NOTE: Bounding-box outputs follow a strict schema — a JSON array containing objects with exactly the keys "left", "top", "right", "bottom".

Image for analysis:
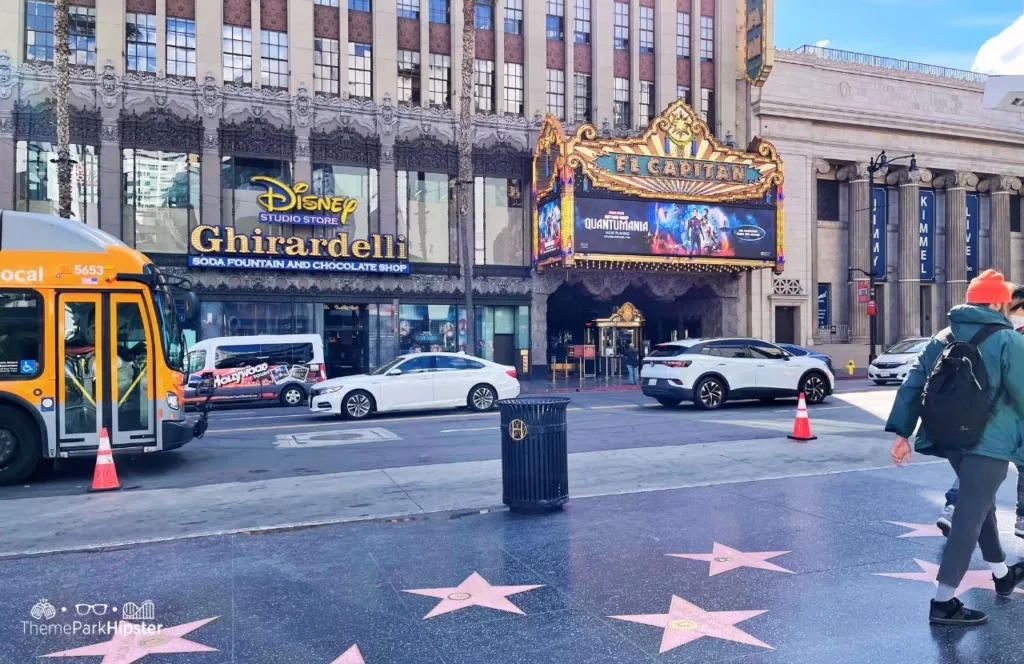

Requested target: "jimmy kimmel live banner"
[
  {"left": 919, "top": 190, "right": 935, "bottom": 282},
  {"left": 573, "top": 197, "right": 777, "bottom": 260},
  {"left": 966, "top": 192, "right": 979, "bottom": 279},
  {"left": 871, "top": 186, "right": 887, "bottom": 281}
]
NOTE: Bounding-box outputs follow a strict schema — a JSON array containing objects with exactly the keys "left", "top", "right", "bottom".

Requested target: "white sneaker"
[
  {"left": 1015, "top": 515, "right": 1024, "bottom": 539},
  {"left": 936, "top": 505, "right": 954, "bottom": 538}
]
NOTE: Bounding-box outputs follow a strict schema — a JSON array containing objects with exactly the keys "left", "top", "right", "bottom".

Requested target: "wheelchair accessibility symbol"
[{"left": 508, "top": 419, "right": 528, "bottom": 442}]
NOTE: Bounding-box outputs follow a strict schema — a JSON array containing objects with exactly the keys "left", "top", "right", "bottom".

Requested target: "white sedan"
[{"left": 309, "top": 352, "right": 522, "bottom": 419}]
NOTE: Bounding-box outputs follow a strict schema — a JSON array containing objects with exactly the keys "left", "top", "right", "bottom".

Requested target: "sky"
[{"left": 775, "top": 0, "right": 1024, "bottom": 74}]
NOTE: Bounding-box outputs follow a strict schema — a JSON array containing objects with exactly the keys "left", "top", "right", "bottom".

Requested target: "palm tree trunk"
[
  {"left": 458, "top": 0, "right": 476, "bottom": 355},
  {"left": 53, "top": 0, "right": 73, "bottom": 219}
]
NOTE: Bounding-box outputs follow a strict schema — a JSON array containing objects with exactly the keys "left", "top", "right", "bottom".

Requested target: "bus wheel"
[
  {"left": 0, "top": 406, "right": 42, "bottom": 486},
  {"left": 280, "top": 385, "right": 306, "bottom": 407}
]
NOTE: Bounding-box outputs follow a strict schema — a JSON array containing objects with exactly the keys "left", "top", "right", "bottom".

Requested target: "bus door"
[
  {"left": 57, "top": 293, "right": 104, "bottom": 451},
  {"left": 109, "top": 293, "right": 156, "bottom": 446}
]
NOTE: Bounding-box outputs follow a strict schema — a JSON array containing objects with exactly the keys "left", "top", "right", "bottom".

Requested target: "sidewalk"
[{"left": 5, "top": 462, "right": 1023, "bottom": 664}]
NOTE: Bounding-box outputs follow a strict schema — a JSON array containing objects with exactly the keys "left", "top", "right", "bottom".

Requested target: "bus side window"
[{"left": 0, "top": 290, "right": 43, "bottom": 380}]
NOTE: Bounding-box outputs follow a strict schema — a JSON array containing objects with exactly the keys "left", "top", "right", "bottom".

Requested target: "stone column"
[
  {"left": 893, "top": 167, "right": 929, "bottom": 339},
  {"left": 935, "top": 171, "right": 978, "bottom": 310},
  {"left": 0, "top": 109, "right": 14, "bottom": 210},
  {"left": 980, "top": 175, "right": 1022, "bottom": 276},
  {"left": 201, "top": 127, "right": 222, "bottom": 225},
  {"left": 98, "top": 118, "right": 121, "bottom": 238},
  {"left": 294, "top": 136, "right": 311, "bottom": 185},
  {"left": 837, "top": 163, "right": 871, "bottom": 343}
]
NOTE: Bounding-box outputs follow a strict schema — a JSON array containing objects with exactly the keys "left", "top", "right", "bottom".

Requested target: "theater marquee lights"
[{"left": 532, "top": 99, "right": 786, "bottom": 273}]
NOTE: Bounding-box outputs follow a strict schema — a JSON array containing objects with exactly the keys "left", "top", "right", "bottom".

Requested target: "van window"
[
  {"left": 214, "top": 345, "right": 262, "bottom": 369},
  {"left": 0, "top": 290, "right": 42, "bottom": 379},
  {"left": 263, "top": 343, "right": 314, "bottom": 365},
  {"left": 647, "top": 345, "right": 687, "bottom": 358},
  {"left": 188, "top": 350, "right": 207, "bottom": 374}
]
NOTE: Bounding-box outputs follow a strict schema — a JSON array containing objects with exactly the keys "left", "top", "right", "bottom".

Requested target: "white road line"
[
  {"left": 772, "top": 405, "right": 852, "bottom": 413},
  {"left": 439, "top": 427, "right": 500, "bottom": 433},
  {"left": 590, "top": 404, "right": 643, "bottom": 410}
]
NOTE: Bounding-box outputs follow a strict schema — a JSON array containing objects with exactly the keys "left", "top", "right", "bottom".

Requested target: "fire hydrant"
[{"left": 846, "top": 360, "right": 856, "bottom": 376}]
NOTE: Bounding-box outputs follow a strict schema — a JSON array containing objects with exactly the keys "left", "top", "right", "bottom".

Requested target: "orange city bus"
[{"left": 0, "top": 210, "right": 212, "bottom": 485}]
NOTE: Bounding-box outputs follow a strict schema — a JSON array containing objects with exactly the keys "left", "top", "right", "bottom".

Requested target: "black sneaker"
[
  {"left": 929, "top": 598, "right": 988, "bottom": 625},
  {"left": 993, "top": 562, "right": 1024, "bottom": 597}
]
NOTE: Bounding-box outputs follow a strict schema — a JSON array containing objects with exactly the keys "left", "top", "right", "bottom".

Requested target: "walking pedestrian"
[
  {"left": 887, "top": 269, "right": 1024, "bottom": 625},
  {"left": 936, "top": 284, "right": 1024, "bottom": 539},
  {"left": 622, "top": 343, "right": 639, "bottom": 385}
]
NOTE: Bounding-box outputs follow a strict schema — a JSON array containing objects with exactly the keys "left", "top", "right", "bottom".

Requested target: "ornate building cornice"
[
  {"left": 978, "top": 175, "right": 1022, "bottom": 194},
  {"left": 219, "top": 117, "right": 296, "bottom": 159},
  {"left": 933, "top": 171, "right": 979, "bottom": 190},
  {"left": 310, "top": 125, "right": 381, "bottom": 167},
  {"left": 120, "top": 107, "right": 203, "bottom": 153}
]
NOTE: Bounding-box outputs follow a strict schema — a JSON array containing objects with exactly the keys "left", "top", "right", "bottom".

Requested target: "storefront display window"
[
  {"left": 198, "top": 301, "right": 315, "bottom": 339},
  {"left": 122, "top": 149, "right": 200, "bottom": 253},
  {"left": 474, "top": 177, "right": 526, "bottom": 265},
  {"left": 312, "top": 164, "right": 380, "bottom": 238},
  {"left": 474, "top": 305, "right": 529, "bottom": 365},
  {"left": 15, "top": 141, "right": 99, "bottom": 226},
  {"left": 221, "top": 156, "right": 293, "bottom": 235},
  {"left": 398, "top": 304, "right": 466, "bottom": 354},
  {"left": 398, "top": 170, "right": 453, "bottom": 263}
]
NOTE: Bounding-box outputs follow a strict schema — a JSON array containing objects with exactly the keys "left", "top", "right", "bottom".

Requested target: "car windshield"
[
  {"left": 885, "top": 339, "right": 927, "bottom": 354},
  {"left": 149, "top": 267, "right": 186, "bottom": 372},
  {"left": 780, "top": 345, "right": 808, "bottom": 356},
  {"left": 371, "top": 356, "right": 407, "bottom": 375}
]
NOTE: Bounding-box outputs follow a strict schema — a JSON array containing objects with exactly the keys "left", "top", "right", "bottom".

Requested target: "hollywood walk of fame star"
[
  {"left": 668, "top": 542, "right": 795, "bottom": 576},
  {"left": 402, "top": 571, "right": 544, "bottom": 619},
  {"left": 610, "top": 595, "right": 773, "bottom": 653},
  {"left": 885, "top": 521, "right": 944, "bottom": 538},
  {"left": 875, "top": 559, "right": 1024, "bottom": 597},
  {"left": 330, "top": 644, "right": 365, "bottom": 664},
  {"left": 42, "top": 617, "right": 219, "bottom": 664}
]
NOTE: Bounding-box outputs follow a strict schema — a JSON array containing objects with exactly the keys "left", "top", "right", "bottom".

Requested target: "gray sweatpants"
[{"left": 937, "top": 451, "right": 1009, "bottom": 589}]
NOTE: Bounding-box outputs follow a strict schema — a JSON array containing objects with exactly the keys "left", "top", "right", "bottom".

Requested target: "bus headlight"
[{"left": 166, "top": 392, "right": 180, "bottom": 411}]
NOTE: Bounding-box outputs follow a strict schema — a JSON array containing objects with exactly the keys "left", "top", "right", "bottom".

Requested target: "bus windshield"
[{"left": 149, "top": 267, "right": 186, "bottom": 373}]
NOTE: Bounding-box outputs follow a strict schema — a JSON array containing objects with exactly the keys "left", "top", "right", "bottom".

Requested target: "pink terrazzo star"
[
  {"left": 42, "top": 617, "right": 218, "bottom": 663},
  {"left": 403, "top": 572, "right": 544, "bottom": 619},
  {"left": 668, "top": 542, "right": 794, "bottom": 576},
  {"left": 330, "top": 644, "right": 365, "bottom": 664},
  {"left": 885, "top": 521, "right": 944, "bottom": 538},
  {"left": 611, "top": 595, "right": 773, "bottom": 653},
  {"left": 875, "top": 559, "right": 1024, "bottom": 596}
]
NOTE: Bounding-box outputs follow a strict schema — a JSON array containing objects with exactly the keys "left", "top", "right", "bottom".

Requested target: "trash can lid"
[{"left": 497, "top": 397, "right": 572, "bottom": 406}]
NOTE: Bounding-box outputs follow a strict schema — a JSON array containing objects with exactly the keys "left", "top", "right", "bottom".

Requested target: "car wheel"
[
  {"left": 694, "top": 377, "right": 726, "bottom": 410},
  {"left": 280, "top": 385, "right": 306, "bottom": 407},
  {"left": 468, "top": 384, "right": 497, "bottom": 412},
  {"left": 800, "top": 373, "right": 829, "bottom": 405},
  {"left": 872, "top": 379, "right": 888, "bottom": 386},
  {"left": 0, "top": 406, "right": 42, "bottom": 486},
  {"left": 656, "top": 397, "right": 682, "bottom": 408},
  {"left": 342, "top": 390, "right": 375, "bottom": 419}
]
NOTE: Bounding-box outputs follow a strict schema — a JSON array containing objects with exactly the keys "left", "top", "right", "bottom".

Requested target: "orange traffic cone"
[
  {"left": 787, "top": 393, "right": 817, "bottom": 442},
  {"left": 89, "top": 428, "right": 122, "bottom": 492}
]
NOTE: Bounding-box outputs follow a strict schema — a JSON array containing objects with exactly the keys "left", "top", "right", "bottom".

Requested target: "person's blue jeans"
[
  {"left": 627, "top": 365, "right": 637, "bottom": 385},
  {"left": 946, "top": 465, "right": 1024, "bottom": 516}
]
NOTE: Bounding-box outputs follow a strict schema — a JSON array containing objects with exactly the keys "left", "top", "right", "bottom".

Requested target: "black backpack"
[{"left": 919, "top": 324, "right": 1004, "bottom": 450}]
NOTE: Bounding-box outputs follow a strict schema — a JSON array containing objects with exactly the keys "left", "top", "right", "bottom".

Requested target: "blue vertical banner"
[
  {"left": 871, "top": 186, "right": 888, "bottom": 281},
  {"left": 817, "top": 283, "right": 831, "bottom": 328},
  {"left": 966, "top": 192, "right": 979, "bottom": 279},
  {"left": 919, "top": 190, "right": 935, "bottom": 282}
]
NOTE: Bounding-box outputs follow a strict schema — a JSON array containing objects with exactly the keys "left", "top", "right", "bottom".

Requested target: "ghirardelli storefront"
[{"left": 528, "top": 100, "right": 785, "bottom": 376}]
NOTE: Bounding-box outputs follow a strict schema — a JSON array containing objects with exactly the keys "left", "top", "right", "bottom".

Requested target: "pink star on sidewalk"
[
  {"left": 885, "top": 521, "right": 944, "bottom": 538},
  {"left": 875, "top": 559, "right": 1024, "bottom": 596},
  {"left": 610, "top": 595, "right": 773, "bottom": 653},
  {"left": 402, "top": 571, "right": 544, "bottom": 619},
  {"left": 42, "top": 617, "right": 218, "bottom": 664},
  {"left": 330, "top": 644, "right": 365, "bottom": 664},
  {"left": 668, "top": 542, "right": 795, "bottom": 576}
]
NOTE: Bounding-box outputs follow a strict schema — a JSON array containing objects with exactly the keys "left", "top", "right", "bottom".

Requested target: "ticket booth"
[{"left": 584, "top": 303, "right": 644, "bottom": 376}]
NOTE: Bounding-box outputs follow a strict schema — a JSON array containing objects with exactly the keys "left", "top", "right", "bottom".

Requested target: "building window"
[
  {"left": 816, "top": 179, "right": 840, "bottom": 222},
  {"left": 474, "top": 177, "right": 525, "bottom": 265},
  {"left": 125, "top": 13, "right": 157, "bottom": 74},
  {"left": 475, "top": 59, "right": 495, "bottom": 113},
  {"left": 475, "top": 0, "right": 494, "bottom": 30},
  {"left": 640, "top": 81, "right": 654, "bottom": 124},
  {"left": 1012, "top": 195, "right": 1022, "bottom": 233},
  {"left": 166, "top": 18, "right": 196, "bottom": 78},
  {"left": 348, "top": 0, "right": 370, "bottom": 10},
  {"left": 348, "top": 42, "right": 373, "bottom": 100},
  {"left": 221, "top": 157, "right": 292, "bottom": 235},
  {"left": 546, "top": 0, "right": 564, "bottom": 40},
  {"left": 397, "top": 0, "right": 419, "bottom": 19},
  {"left": 573, "top": 0, "right": 590, "bottom": 44},
  {"left": 16, "top": 141, "right": 99, "bottom": 227},
  {"left": 700, "top": 16, "right": 714, "bottom": 61},
  {"left": 504, "top": 0, "right": 523, "bottom": 34},
  {"left": 312, "top": 164, "right": 380, "bottom": 241},
  {"left": 430, "top": 0, "right": 449, "bottom": 24},
  {"left": 398, "top": 171, "right": 453, "bottom": 263},
  {"left": 677, "top": 84, "right": 690, "bottom": 105},
  {"left": 260, "top": 30, "right": 289, "bottom": 90},
  {"left": 546, "top": 69, "right": 565, "bottom": 120},
  {"left": 314, "top": 0, "right": 338, "bottom": 5},
  {"left": 398, "top": 50, "right": 421, "bottom": 106},
  {"left": 122, "top": 149, "right": 201, "bottom": 254},
  {"left": 314, "top": 38, "right": 340, "bottom": 95},
  {"left": 614, "top": 77, "right": 630, "bottom": 128},
  {"left": 504, "top": 62, "right": 524, "bottom": 116},
  {"left": 26, "top": 2, "right": 96, "bottom": 67},
  {"left": 639, "top": 7, "right": 654, "bottom": 54},
  {"left": 574, "top": 73, "right": 591, "bottom": 123},
  {"left": 614, "top": 2, "right": 629, "bottom": 50},
  {"left": 68, "top": 6, "right": 97, "bottom": 66},
  {"left": 429, "top": 54, "right": 451, "bottom": 109},
  {"left": 677, "top": 12, "right": 690, "bottom": 58},
  {"left": 701, "top": 87, "right": 715, "bottom": 129},
  {"left": 223, "top": 26, "right": 253, "bottom": 86}
]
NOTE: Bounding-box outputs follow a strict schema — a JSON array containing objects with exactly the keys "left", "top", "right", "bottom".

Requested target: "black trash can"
[{"left": 497, "top": 396, "right": 571, "bottom": 513}]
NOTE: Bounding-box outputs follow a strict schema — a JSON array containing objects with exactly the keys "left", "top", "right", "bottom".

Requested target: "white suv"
[{"left": 640, "top": 338, "right": 834, "bottom": 410}]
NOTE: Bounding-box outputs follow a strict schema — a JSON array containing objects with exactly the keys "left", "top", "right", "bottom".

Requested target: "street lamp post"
[{"left": 862, "top": 150, "right": 918, "bottom": 364}]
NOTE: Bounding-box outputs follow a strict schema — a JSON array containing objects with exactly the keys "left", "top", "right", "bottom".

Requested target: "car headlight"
[
  {"left": 900, "top": 357, "right": 915, "bottom": 365},
  {"left": 322, "top": 386, "right": 344, "bottom": 394},
  {"left": 166, "top": 392, "right": 180, "bottom": 411}
]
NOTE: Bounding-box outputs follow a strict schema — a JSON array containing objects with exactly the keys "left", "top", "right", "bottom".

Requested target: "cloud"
[
  {"left": 814, "top": 39, "right": 831, "bottom": 48},
  {"left": 972, "top": 13, "right": 1024, "bottom": 74}
]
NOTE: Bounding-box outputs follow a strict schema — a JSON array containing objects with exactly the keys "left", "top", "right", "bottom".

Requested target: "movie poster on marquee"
[
  {"left": 537, "top": 197, "right": 564, "bottom": 261},
  {"left": 572, "top": 197, "right": 777, "bottom": 261}
]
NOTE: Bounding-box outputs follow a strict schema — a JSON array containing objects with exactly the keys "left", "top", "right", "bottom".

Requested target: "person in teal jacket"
[{"left": 887, "top": 269, "right": 1024, "bottom": 626}]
